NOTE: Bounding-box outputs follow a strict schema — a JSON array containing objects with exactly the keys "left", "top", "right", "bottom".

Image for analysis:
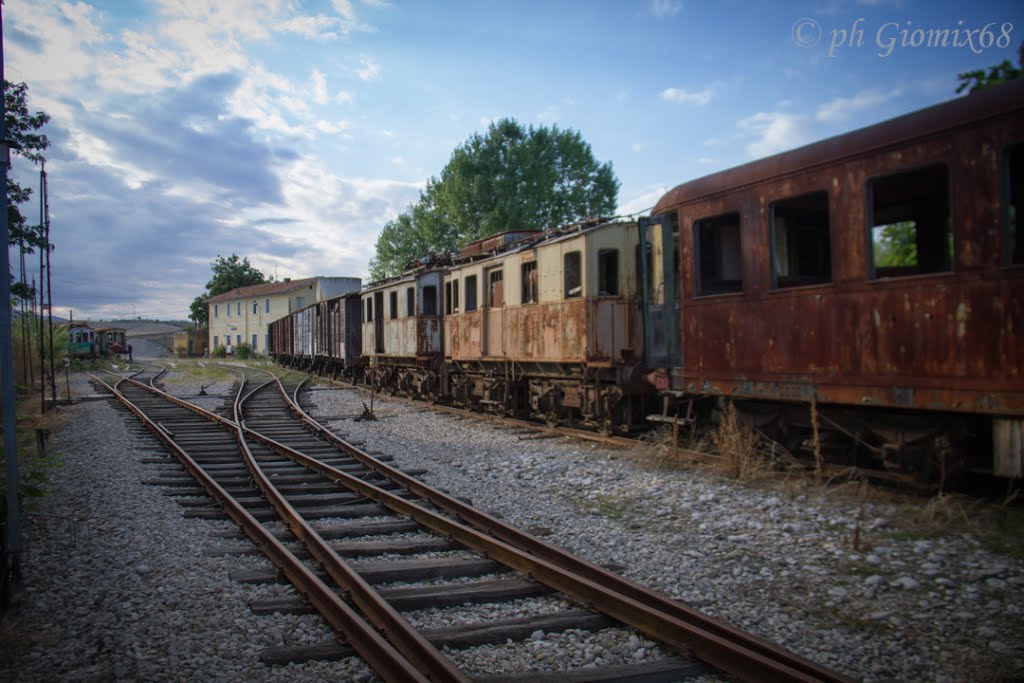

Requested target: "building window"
[
  {"left": 213, "top": 335, "right": 219, "bottom": 348},
  {"left": 389, "top": 291, "right": 398, "bottom": 319},
  {"left": 236, "top": 302, "right": 241, "bottom": 316},
  {"left": 251, "top": 334, "right": 257, "bottom": 349},
  {"left": 597, "top": 249, "right": 619, "bottom": 296},
  {"left": 226, "top": 303, "right": 231, "bottom": 317},
  {"left": 236, "top": 334, "right": 241, "bottom": 346},
  {"left": 264, "top": 298, "right": 270, "bottom": 314},
  {"left": 296, "top": 296, "right": 305, "bottom": 309},
  {"left": 214, "top": 304, "right": 219, "bottom": 318},
  {"left": 694, "top": 212, "right": 743, "bottom": 296},
  {"left": 406, "top": 287, "right": 415, "bottom": 316},
  {"left": 422, "top": 285, "right": 438, "bottom": 315},
  {"left": 252, "top": 300, "right": 258, "bottom": 315},
  {"left": 771, "top": 191, "right": 832, "bottom": 288},
  {"left": 1006, "top": 142, "right": 1024, "bottom": 265},
  {"left": 465, "top": 275, "right": 478, "bottom": 311},
  {"left": 487, "top": 268, "right": 504, "bottom": 308},
  {"left": 564, "top": 251, "right": 581, "bottom": 298},
  {"left": 870, "top": 164, "right": 951, "bottom": 278},
  {"left": 521, "top": 261, "right": 538, "bottom": 303}
]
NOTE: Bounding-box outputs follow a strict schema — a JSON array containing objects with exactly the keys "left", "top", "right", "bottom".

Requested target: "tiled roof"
[{"left": 205, "top": 277, "right": 317, "bottom": 303}]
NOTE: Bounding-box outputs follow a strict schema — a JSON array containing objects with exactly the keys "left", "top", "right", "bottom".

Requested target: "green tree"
[
  {"left": 370, "top": 118, "right": 619, "bottom": 280},
  {"left": 956, "top": 41, "right": 1023, "bottom": 93},
  {"left": 872, "top": 222, "right": 917, "bottom": 267},
  {"left": 5, "top": 81, "right": 51, "bottom": 301},
  {"left": 189, "top": 254, "right": 269, "bottom": 326}
]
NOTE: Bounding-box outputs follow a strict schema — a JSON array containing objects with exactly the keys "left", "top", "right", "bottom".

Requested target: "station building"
[{"left": 206, "top": 276, "right": 360, "bottom": 355}]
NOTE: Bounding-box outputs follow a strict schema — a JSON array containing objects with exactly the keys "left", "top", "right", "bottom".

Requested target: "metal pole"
[{"left": 0, "top": 4, "right": 24, "bottom": 592}]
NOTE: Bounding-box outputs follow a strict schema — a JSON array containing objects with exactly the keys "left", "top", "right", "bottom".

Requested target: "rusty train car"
[
  {"left": 269, "top": 79, "right": 1023, "bottom": 481},
  {"left": 643, "top": 78, "right": 1024, "bottom": 480}
]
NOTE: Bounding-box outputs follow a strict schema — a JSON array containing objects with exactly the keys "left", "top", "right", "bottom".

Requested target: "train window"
[
  {"left": 444, "top": 280, "right": 460, "bottom": 314},
  {"left": 488, "top": 269, "right": 504, "bottom": 308},
  {"left": 598, "top": 249, "right": 619, "bottom": 296},
  {"left": 564, "top": 251, "right": 582, "bottom": 298},
  {"left": 406, "top": 287, "right": 415, "bottom": 316},
  {"left": 771, "top": 191, "right": 831, "bottom": 288},
  {"left": 521, "top": 261, "right": 538, "bottom": 303},
  {"left": 869, "top": 164, "right": 951, "bottom": 277},
  {"left": 465, "top": 275, "right": 478, "bottom": 311},
  {"left": 1006, "top": 142, "right": 1024, "bottom": 265},
  {"left": 422, "top": 285, "right": 438, "bottom": 315},
  {"left": 389, "top": 291, "right": 398, "bottom": 319},
  {"left": 694, "top": 212, "right": 743, "bottom": 295}
]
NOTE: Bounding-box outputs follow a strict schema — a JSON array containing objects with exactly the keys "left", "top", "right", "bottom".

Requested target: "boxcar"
[{"left": 645, "top": 78, "right": 1024, "bottom": 480}]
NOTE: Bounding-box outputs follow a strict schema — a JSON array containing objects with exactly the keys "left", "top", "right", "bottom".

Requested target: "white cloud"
[
  {"left": 356, "top": 56, "right": 381, "bottom": 81},
  {"left": 315, "top": 120, "right": 353, "bottom": 135},
  {"left": 618, "top": 186, "right": 670, "bottom": 216},
  {"left": 651, "top": 0, "right": 682, "bottom": 17},
  {"left": 311, "top": 68, "right": 329, "bottom": 105},
  {"left": 738, "top": 111, "right": 811, "bottom": 158},
  {"left": 660, "top": 87, "right": 712, "bottom": 105},
  {"left": 335, "top": 90, "right": 355, "bottom": 104},
  {"left": 816, "top": 88, "right": 902, "bottom": 123}
]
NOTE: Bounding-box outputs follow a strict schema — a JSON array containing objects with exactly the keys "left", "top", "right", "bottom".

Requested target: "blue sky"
[{"left": 5, "top": 0, "right": 1021, "bottom": 320}]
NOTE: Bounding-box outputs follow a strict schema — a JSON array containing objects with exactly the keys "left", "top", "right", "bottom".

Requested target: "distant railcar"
[
  {"left": 66, "top": 324, "right": 96, "bottom": 358},
  {"left": 268, "top": 292, "right": 362, "bottom": 380},
  {"left": 94, "top": 327, "right": 127, "bottom": 357},
  {"left": 443, "top": 221, "right": 646, "bottom": 432},
  {"left": 360, "top": 265, "right": 446, "bottom": 397}
]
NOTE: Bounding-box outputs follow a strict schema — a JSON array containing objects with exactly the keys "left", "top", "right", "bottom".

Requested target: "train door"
[
  {"left": 373, "top": 291, "right": 385, "bottom": 353},
  {"left": 639, "top": 213, "right": 680, "bottom": 368},
  {"left": 483, "top": 266, "right": 505, "bottom": 357}
]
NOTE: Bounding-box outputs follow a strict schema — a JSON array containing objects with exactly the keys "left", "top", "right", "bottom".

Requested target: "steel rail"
[
  {"left": 84, "top": 372, "right": 432, "bottom": 683},
  {"left": 241, "top": 376, "right": 855, "bottom": 683},
  {"left": 233, "top": 375, "right": 470, "bottom": 683}
]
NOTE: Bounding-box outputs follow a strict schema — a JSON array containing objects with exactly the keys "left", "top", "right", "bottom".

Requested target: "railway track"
[{"left": 87, "top": 363, "right": 855, "bottom": 682}]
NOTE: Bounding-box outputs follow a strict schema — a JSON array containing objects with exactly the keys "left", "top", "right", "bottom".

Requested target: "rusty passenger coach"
[{"left": 643, "top": 78, "right": 1024, "bottom": 480}]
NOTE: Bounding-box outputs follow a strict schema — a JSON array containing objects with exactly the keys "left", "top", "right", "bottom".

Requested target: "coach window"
[
  {"left": 445, "top": 280, "right": 460, "bottom": 314},
  {"left": 598, "top": 249, "right": 619, "bottom": 296},
  {"left": 422, "top": 285, "right": 438, "bottom": 315},
  {"left": 465, "top": 275, "right": 478, "bottom": 311},
  {"left": 694, "top": 212, "right": 743, "bottom": 295},
  {"left": 365, "top": 298, "right": 372, "bottom": 322},
  {"left": 521, "top": 261, "right": 538, "bottom": 303},
  {"left": 389, "top": 291, "right": 398, "bottom": 319},
  {"left": 771, "top": 191, "right": 831, "bottom": 288},
  {"left": 1006, "top": 142, "right": 1024, "bottom": 265},
  {"left": 488, "top": 268, "right": 504, "bottom": 308},
  {"left": 406, "top": 287, "right": 415, "bottom": 316},
  {"left": 564, "top": 251, "right": 582, "bottom": 298},
  {"left": 869, "top": 164, "right": 951, "bottom": 278}
]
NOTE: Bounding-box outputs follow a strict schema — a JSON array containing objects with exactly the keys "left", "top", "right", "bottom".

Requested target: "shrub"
[
  {"left": 211, "top": 345, "right": 227, "bottom": 358},
  {"left": 235, "top": 343, "right": 252, "bottom": 359}
]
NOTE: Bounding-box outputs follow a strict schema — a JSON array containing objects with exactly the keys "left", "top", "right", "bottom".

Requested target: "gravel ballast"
[{"left": 2, "top": 367, "right": 1022, "bottom": 682}]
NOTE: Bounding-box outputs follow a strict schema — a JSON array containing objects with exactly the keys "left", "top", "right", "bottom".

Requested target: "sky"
[{"left": 4, "top": 0, "right": 1022, "bottom": 321}]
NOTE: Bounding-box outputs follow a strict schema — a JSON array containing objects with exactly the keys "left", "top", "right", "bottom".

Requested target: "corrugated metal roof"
[{"left": 206, "top": 277, "right": 317, "bottom": 303}]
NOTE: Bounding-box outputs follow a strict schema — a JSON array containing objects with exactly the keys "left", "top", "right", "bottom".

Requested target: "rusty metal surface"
[
  {"left": 446, "top": 298, "right": 641, "bottom": 364},
  {"left": 658, "top": 82, "right": 1024, "bottom": 417}
]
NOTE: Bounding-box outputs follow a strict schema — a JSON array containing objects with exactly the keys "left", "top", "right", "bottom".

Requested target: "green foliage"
[
  {"left": 210, "top": 345, "right": 228, "bottom": 358},
  {"left": 189, "top": 254, "right": 270, "bottom": 325},
  {"left": 956, "top": 42, "right": 1023, "bottom": 94},
  {"left": 5, "top": 81, "right": 52, "bottom": 309},
  {"left": 370, "top": 118, "right": 619, "bottom": 280},
  {"left": 872, "top": 222, "right": 918, "bottom": 267},
  {"left": 234, "top": 343, "right": 252, "bottom": 359}
]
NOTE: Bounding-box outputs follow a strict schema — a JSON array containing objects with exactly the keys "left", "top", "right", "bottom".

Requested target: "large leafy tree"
[
  {"left": 370, "top": 118, "right": 619, "bottom": 280},
  {"left": 189, "top": 254, "right": 269, "bottom": 326},
  {"left": 5, "top": 80, "right": 51, "bottom": 300}
]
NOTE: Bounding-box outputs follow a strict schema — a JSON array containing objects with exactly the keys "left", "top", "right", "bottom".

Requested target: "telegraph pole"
[{"left": 0, "top": 3, "right": 23, "bottom": 601}]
